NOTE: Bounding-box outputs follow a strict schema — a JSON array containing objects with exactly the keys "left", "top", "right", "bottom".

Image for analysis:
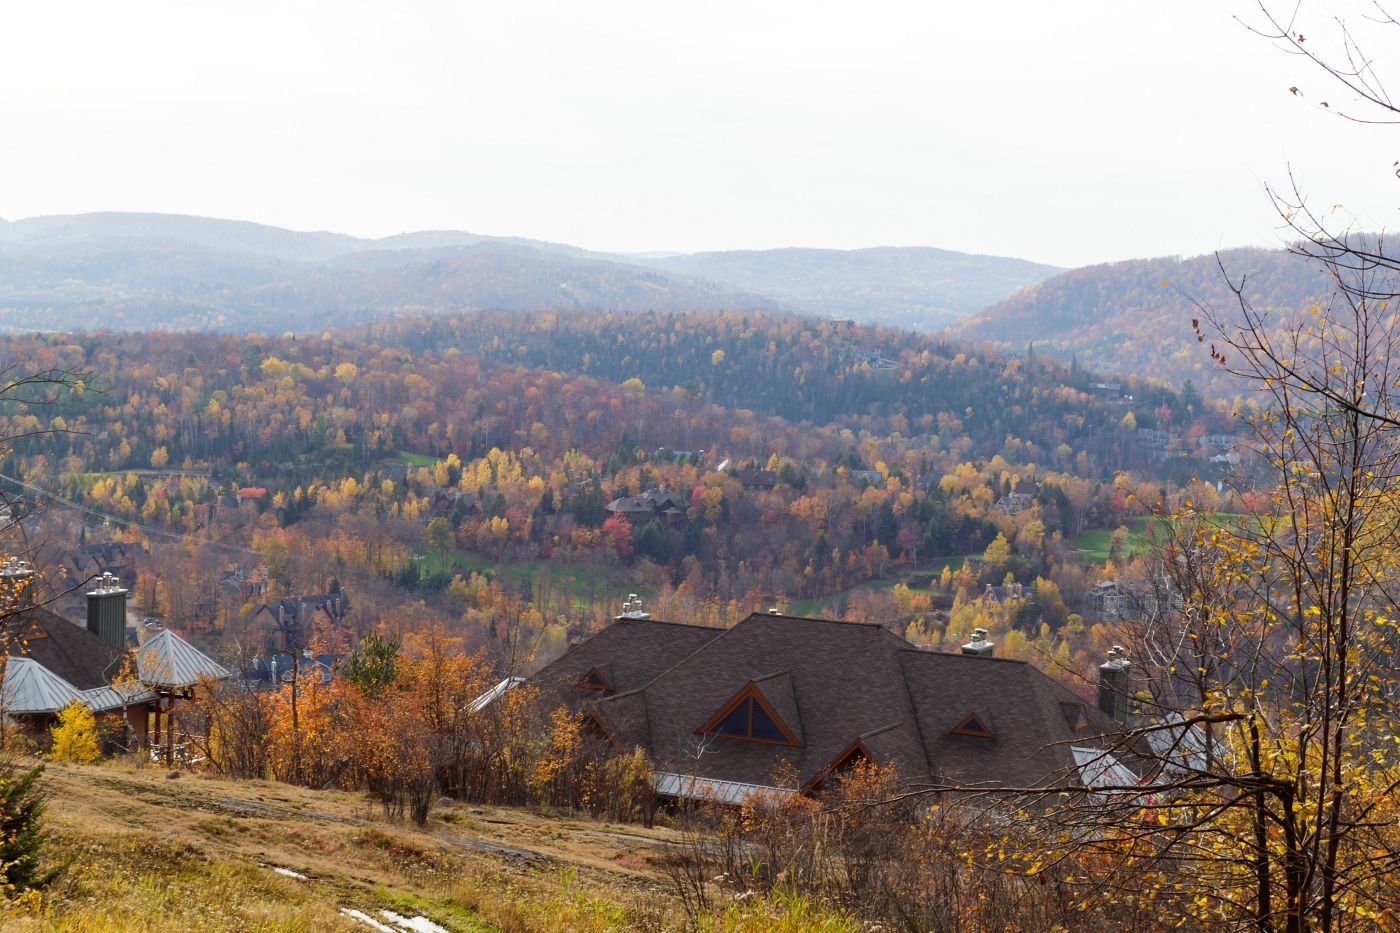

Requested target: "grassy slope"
[
  {"left": 9, "top": 762, "right": 697, "bottom": 932},
  {"left": 1067, "top": 520, "right": 1153, "bottom": 562},
  {"left": 1068, "top": 514, "right": 1244, "bottom": 563},
  {"left": 443, "top": 551, "right": 649, "bottom": 616}
]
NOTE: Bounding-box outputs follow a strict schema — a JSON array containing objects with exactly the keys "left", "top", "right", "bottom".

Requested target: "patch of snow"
[
  {"left": 340, "top": 908, "right": 396, "bottom": 932},
  {"left": 266, "top": 865, "right": 308, "bottom": 880},
  {"left": 380, "top": 909, "right": 450, "bottom": 933}
]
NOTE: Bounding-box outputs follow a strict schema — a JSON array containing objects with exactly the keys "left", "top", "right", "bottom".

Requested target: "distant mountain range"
[
  {"left": 644, "top": 247, "right": 1061, "bottom": 328},
  {"left": 0, "top": 212, "right": 1061, "bottom": 333},
  {"left": 950, "top": 247, "right": 1337, "bottom": 396},
  {"left": 1, "top": 213, "right": 1355, "bottom": 396}
]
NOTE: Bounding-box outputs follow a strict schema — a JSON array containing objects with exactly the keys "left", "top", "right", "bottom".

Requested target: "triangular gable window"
[
  {"left": 696, "top": 682, "right": 800, "bottom": 747},
  {"left": 1060, "top": 701, "right": 1092, "bottom": 732},
  {"left": 578, "top": 667, "right": 612, "bottom": 692},
  {"left": 951, "top": 712, "right": 994, "bottom": 738},
  {"left": 802, "top": 740, "right": 873, "bottom": 794},
  {"left": 580, "top": 709, "right": 619, "bottom": 746}
]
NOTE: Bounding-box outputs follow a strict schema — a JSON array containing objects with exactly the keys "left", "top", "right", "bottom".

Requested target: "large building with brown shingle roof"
[{"left": 527, "top": 611, "right": 1134, "bottom": 801}]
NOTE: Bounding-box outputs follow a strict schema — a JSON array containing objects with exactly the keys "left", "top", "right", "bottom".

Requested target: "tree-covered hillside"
[{"left": 950, "top": 246, "right": 1333, "bottom": 395}]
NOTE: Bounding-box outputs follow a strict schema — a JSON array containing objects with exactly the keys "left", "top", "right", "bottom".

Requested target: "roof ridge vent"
[{"left": 617, "top": 593, "right": 650, "bottom": 621}]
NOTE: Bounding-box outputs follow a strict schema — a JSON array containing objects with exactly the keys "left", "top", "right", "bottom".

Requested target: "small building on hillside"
[
  {"left": 250, "top": 589, "right": 351, "bottom": 652},
  {"left": 1086, "top": 577, "right": 1182, "bottom": 622},
  {"left": 1086, "top": 580, "right": 1130, "bottom": 621},
  {"left": 996, "top": 480, "right": 1039, "bottom": 514},
  {"left": 1137, "top": 428, "right": 1177, "bottom": 450},
  {"left": 238, "top": 650, "right": 343, "bottom": 689},
  {"left": 236, "top": 487, "right": 267, "bottom": 505},
  {"left": 57, "top": 540, "right": 147, "bottom": 591},
  {"left": 428, "top": 490, "right": 481, "bottom": 520},
  {"left": 217, "top": 566, "right": 268, "bottom": 603},
  {"left": 734, "top": 469, "right": 777, "bottom": 490},
  {"left": 516, "top": 611, "right": 1137, "bottom": 803},
  {"left": 980, "top": 581, "right": 1027, "bottom": 604},
  {"left": 1, "top": 573, "right": 227, "bottom": 755},
  {"left": 604, "top": 487, "right": 686, "bottom": 520}
]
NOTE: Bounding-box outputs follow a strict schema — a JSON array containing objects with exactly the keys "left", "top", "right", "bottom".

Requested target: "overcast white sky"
[{"left": 0, "top": 1, "right": 1392, "bottom": 267}]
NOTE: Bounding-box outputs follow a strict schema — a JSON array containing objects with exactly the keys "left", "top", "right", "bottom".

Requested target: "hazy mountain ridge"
[
  {"left": 0, "top": 212, "right": 1060, "bottom": 332},
  {"left": 949, "top": 246, "right": 1335, "bottom": 394},
  {"left": 649, "top": 246, "right": 1063, "bottom": 329}
]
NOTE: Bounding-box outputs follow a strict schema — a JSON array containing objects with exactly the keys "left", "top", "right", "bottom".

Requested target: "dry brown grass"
[{"left": 0, "top": 761, "right": 691, "bottom": 931}]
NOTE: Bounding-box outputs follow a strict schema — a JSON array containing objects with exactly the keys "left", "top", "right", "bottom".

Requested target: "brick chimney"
[
  {"left": 961, "top": 627, "right": 995, "bottom": 657},
  {"left": 1097, "top": 645, "right": 1132, "bottom": 722},
  {"left": 86, "top": 572, "right": 128, "bottom": 652}
]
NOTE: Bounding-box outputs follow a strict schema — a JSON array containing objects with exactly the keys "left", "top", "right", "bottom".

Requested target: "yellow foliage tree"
[
  {"left": 49, "top": 701, "right": 100, "bottom": 764},
  {"left": 982, "top": 532, "right": 1011, "bottom": 568}
]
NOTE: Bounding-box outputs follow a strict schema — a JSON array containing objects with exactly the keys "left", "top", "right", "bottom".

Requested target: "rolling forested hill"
[
  {"left": 950, "top": 246, "right": 1334, "bottom": 395},
  {"left": 357, "top": 310, "right": 1200, "bottom": 459}
]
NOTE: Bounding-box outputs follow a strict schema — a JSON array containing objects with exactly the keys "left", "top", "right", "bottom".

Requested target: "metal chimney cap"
[
  {"left": 961, "top": 627, "right": 995, "bottom": 656},
  {"left": 1102, "top": 645, "right": 1131, "bottom": 668},
  {"left": 88, "top": 571, "right": 128, "bottom": 596}
]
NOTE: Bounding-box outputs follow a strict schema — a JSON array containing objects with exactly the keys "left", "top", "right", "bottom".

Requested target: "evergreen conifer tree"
[{"left": 0, "top": 758, "right": 56, "bottom": 892}]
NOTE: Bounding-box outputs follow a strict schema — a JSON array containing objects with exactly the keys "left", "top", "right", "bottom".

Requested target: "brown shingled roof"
[
  {"left": 3, "top": 607, "right": 124, "bottom": 690},
  {"left": 527, "top": 617, "right": 723, "bottom": 712},
  {"left": 540, "top": 611, "right": 1129, "bottom": 795}
]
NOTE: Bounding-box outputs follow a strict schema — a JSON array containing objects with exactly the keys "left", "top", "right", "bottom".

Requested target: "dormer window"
[
  {"left": 696, "top": 682, "right": 801, "bottom": 747},
  {"left": 578, "top": 667, "right": 612, "bottom": 692},
  {"left": 951, "top": 712, "right": 994, "bottom": 738}
]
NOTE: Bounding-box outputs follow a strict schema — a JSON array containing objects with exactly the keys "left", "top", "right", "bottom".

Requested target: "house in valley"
[
  {"left": 250, "top": 589, "right": 350, "bottom": 652},
  {"left": 217, "top": 566, "right": 268, "bottom": 603},
  {"left": 995, "top": 480, "right": 1039, "bottom": 515},
  {"left": 238, "top": 649, "right": 343, "bottom": 689},
  {"left": 1085, "top": 580, "right": 1130, "bottom": 621},
  {"left": 57, "top": 540, "right": 147, "bottom": 591},
  {"left": 428, "top": 490, "right": 481, "bottom": 520},
  {"left": 235, "top": 487, "right": 268, "bottom": 506},
  {"left": 604, "top": 487, "right": 686, "bottom": 520},
  {"left": 734, "top": 469, "right": 777, "bottom": 491},
  {"left": 980, "top": 581, "right": 1027, "bottom": 604}
]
